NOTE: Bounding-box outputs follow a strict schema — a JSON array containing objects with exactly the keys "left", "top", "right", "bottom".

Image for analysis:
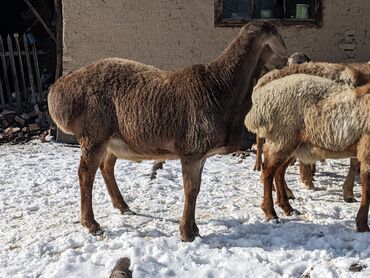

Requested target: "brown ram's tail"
[{"left": 47, "top": 79, "right": 85, "bottom": 137}]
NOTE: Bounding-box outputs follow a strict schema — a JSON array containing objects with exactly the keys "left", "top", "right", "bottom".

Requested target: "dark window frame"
[{"left": 214, "top": 0, "right": 323, "bottom": 27}]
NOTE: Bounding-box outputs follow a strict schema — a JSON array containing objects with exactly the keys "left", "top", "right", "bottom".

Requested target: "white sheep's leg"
[
  {"left": 100, "top": 152, "right": 134, "bottom": 214},
  {"left": 261, "top": 146, "right": 285, "bottom": 220},
  {"left": 282, "top": 157, "right": 296, "bottom": 200},
  {"left": 275, "top": 157, "right": 300, "bottom": 216},
  {"left": 78, "top": 140, "right": 106, "bottom": 234},
  {"left": 299, "top": 161, "right": 315, "bottom": 189},
  {"left": 179, "top": 157, "right": 205, "bottom": 242},
  {"left": 254, "top": 137, "right": 265, "bottom": 171},
  {"left": 342, "top": 158, "right": 359, "bottom": 203},
  {"left": 150, "top": 160, "right": 165, "bottom": 180},
  {"left": 262, "top": 143, "right": 298, "bottom": 221}
]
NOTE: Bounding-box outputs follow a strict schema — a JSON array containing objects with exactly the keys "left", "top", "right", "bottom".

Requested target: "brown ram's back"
[{"left": 48, "top": 58, "right": 230, "bottom": 157}]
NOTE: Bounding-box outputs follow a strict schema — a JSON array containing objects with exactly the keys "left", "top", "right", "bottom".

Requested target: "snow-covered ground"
[{"left": 1, "top": 141, "right": 370, "bottom": 277}]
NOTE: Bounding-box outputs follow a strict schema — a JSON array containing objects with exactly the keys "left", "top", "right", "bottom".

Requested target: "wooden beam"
[{"left": 23, "top": 0, "right": 56, "bottom": 43}]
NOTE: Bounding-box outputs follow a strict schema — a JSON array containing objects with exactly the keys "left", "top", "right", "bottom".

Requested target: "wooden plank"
[
  {"left": 23, "top": 0, "right": 56, "bottom": 43},
  {"left": 0, "top": 36, "right": 12, "bottom": 103},
  {"left": 23, "top": 34, "right": 36, "bottom": 104},
  {"left": 0, "top": 50, "right": 44, "bottom": 56},
  {"left": 219, "top": 18, "right": 320, "bottom": 27},
  {"left": 7, "top": 35, "right": 22, "bottom": 112},
  {"left": 0, "top": 77, "right": 5, "bottom": 111},
  {"left": 14, "top": 33, "right": 27, "bottom": 101},
  {"left": 214, "top": 0, "right": 223, "bottom": 27},
  {"left": 31, "top": 42, "right": 42, "bottom": 103}
]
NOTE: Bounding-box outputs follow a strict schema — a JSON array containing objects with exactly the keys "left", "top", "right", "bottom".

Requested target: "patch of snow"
[{"left": 0, "top": 142, "right": 370, "bottom": 277}]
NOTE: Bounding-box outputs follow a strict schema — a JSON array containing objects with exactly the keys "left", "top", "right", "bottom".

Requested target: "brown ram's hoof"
[
  {"left": 262, "top": 209, "right": 278, "bottom": 222},
  {"left": 344, "top": 197, "right": 357, "bottom": 203},
  {"left": 110, "top": 257, "right": 132, "bottom": 278},
  {"left": 253, "top": 165, "right": 261, "bottom": 171},
  {"left": 287, "top": 209, "right": 301, "bottom": 216},
  {"left": 356, "top": 220, "right": 370, "bottom": 233},
  {"left": 268, "top": 217, "right": 281, "bottom": 224},
  {"left": 122, "top": 209, "right": 136, "bottom": 215},
  {"left": 82, "top": 219, "right": 101, "bottom": 234},
  {"left": 303, "top": 183, "right": 315, "bottom": 190},
  {"left": 180, "top": 222, "right": 200, "bottom": 242},
  {"left": 356, "top": 225, "right": 370, "bottom": 232}
]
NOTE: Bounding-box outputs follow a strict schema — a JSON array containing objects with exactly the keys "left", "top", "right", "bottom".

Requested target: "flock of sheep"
[{"left": 47, "top": 22, "right": 370, "bottom": 242}]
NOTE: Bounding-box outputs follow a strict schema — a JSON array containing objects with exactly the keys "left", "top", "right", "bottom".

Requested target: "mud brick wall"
[{"left": 61, "top": 0, "right": 370, "bottom": 72}]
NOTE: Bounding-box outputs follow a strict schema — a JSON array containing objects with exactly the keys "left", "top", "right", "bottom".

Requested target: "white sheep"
[{"left": 245, "top": 73, "right": 370, "bottom": 232}]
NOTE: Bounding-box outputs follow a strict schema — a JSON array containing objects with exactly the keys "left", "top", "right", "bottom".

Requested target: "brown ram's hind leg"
[
  {"left": 100, "top": 152, "right": 134, "bottom": 214},
  {"left": 179, "top": 157, "right": 205, "bottom": 242},
  {"left": 150, "top": 160, "right": 165, "bottom": 180},
  {"left": 78, "top": 140, "right": 106, "bottom": 234},
  {"left": 356, "top": 135, "right": 370, "bottom": 232}
]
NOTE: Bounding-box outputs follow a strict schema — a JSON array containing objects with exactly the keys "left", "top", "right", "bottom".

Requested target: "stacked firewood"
[{"left": 0, "top": 105, "right": 52, "bottom": 144}]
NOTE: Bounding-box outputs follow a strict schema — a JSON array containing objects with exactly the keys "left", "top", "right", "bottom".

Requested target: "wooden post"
[
  {"left": 30, "top": 41, "right": 42, "bottom": 103},
  {"left": 0, "top": 36, "right": 12, "bottom": 104},
  {"left": 54, "top": 0, "right": 63, "bottom": 80},
  {"left": 0, "top": 77, "right": 5, "bottom": 111},
  {"left": 7, "top": 35, "right": 22, "bottom": 112},
  {"left": 23, "top": 34, "right": 37, "bottom": 104},
  {"left": 14, "top": 33, "right": 27, "bottom": 101}
]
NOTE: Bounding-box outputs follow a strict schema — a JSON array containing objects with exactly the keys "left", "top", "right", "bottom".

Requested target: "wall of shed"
[{"left": 62, "top": 0, "right": 370, "bottom": 72}]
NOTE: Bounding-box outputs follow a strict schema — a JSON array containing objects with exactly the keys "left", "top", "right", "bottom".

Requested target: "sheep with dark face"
[
  {"left": 48, "top": 22, "right": 287, "bottom": 242},
  {"left": 245, "top": 73, "right": 370, "bottom": 232}
]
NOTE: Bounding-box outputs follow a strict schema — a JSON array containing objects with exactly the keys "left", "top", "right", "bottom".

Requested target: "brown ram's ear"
[
  {"left": 262, "top": 44, "right": 288, "bottom": 70},
  {"left": 265, "top": 33, "right": 289, "bottom": 60}
]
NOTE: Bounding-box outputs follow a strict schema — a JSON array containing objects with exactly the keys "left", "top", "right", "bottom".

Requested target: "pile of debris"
[{"left": 0, "top": 104, "right": 52, "bottom": 144}]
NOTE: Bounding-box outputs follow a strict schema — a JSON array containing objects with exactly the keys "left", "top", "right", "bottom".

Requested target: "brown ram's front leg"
[
  {"left": 179, "top": 157, "right": 205, "bottom": 242},
  {"left": 356, "top": 136, "right": 370, "bottom": 232},
  {"left": 78, "top": 141, "right": 106, "bottom": 234},
  {"left": 356, "top": 169, "right": 370, "bottom": 232},
  {"left": 355, "top": 164, "right": 370, "bottom": 232}
]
